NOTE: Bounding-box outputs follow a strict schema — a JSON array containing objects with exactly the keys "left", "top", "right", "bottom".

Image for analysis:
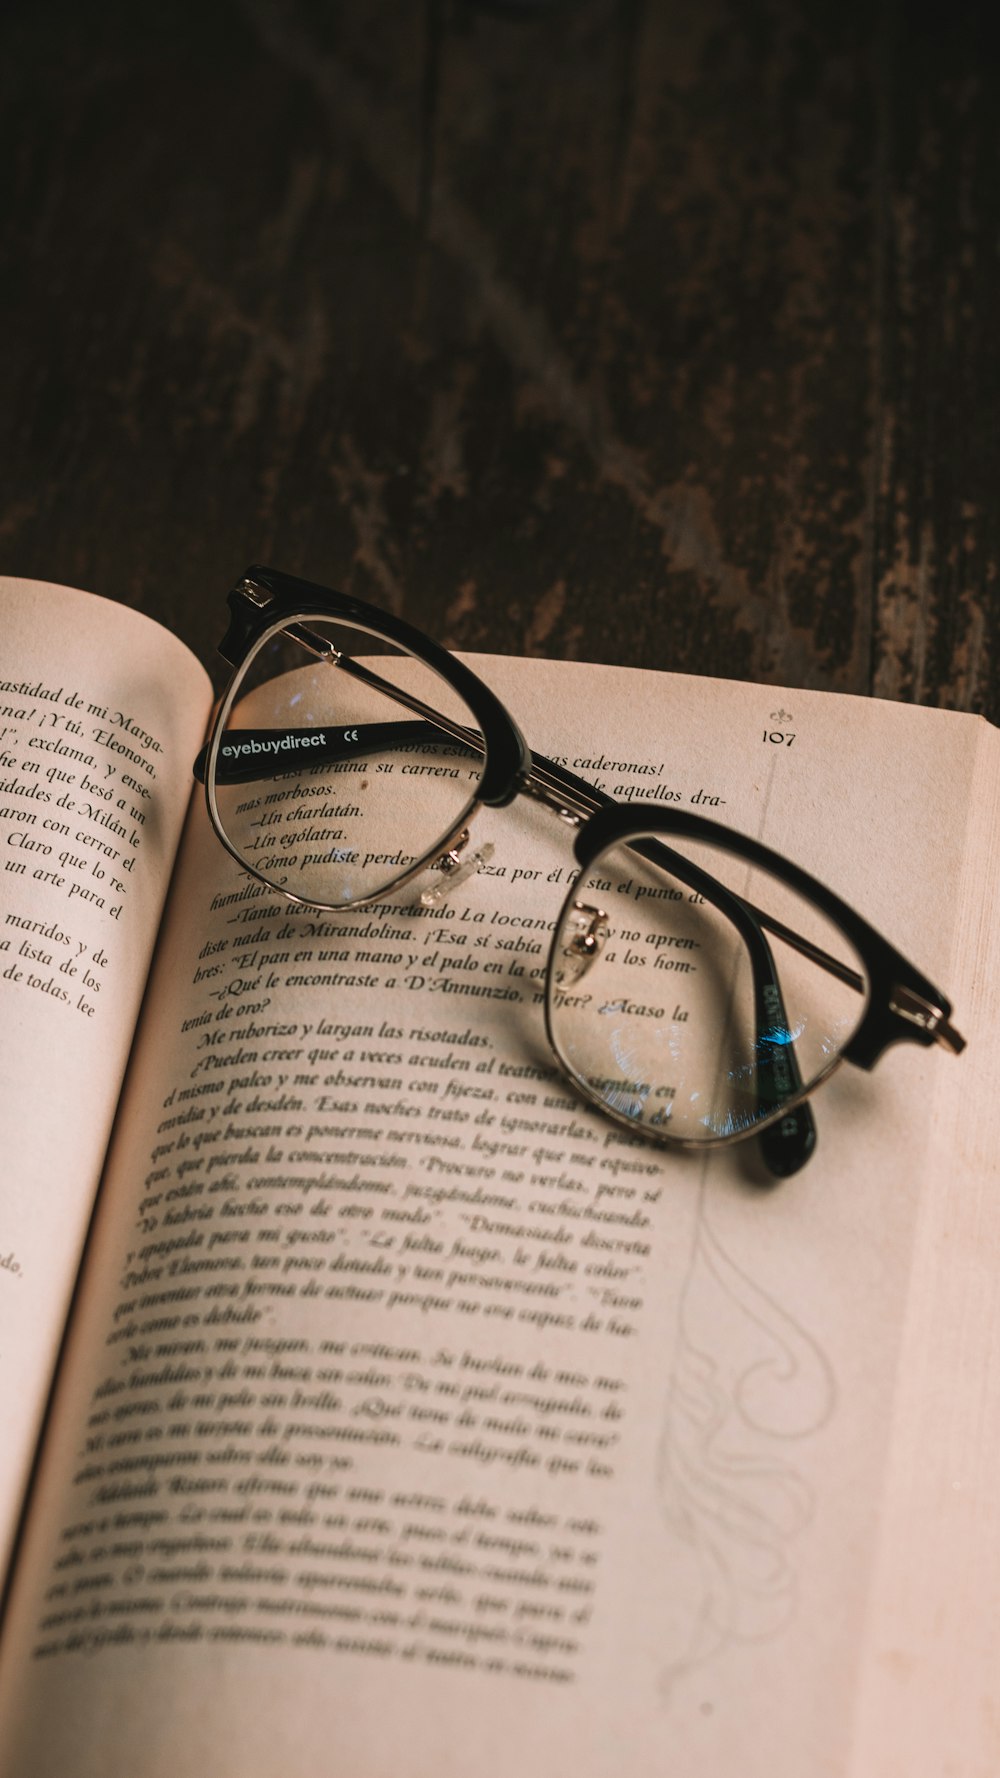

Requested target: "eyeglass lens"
[
  {"left": 546, "top": 835, "right": 870, "bottom": 1144},
  {"left": 210, "top": 618, "right": 485, "bottom": 906}
]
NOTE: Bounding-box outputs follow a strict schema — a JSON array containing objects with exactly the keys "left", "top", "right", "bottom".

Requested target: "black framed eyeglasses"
[{"left": 193, "top": 566, "right": 965, "bottom": 1181}]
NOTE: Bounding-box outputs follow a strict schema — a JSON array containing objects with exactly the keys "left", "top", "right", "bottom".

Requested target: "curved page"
[{"left": 0, "top": 578, "right": 211, "bottom": 1584}]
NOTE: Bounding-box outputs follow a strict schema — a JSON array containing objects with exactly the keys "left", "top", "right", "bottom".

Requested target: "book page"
[
  {"left": 0, "top": 654, "right": 994, "bottom": 1778},
  {"left": 846, "top": 723, "right": 1000, "bottom": 1778},
  {"left": 0, "top": 579, "right": 211, "bottom": 1588}
]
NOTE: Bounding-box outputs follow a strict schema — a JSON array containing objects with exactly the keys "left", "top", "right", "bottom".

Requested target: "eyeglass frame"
[{"left": 194, "top": 564, "right": 965, "bottom": 1178}]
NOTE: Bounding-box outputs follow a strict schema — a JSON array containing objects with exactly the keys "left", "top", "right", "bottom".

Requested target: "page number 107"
[{"left": 763, "top": 730, "right": 795, "bottom": 746}]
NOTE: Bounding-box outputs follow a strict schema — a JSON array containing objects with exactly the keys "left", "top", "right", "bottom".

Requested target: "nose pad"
[
  {"left": 557, "top": 902, "right": 610, "bottom": 984},
  {"left": 420, "top": 828, "right": 497, "bottom": 908}
]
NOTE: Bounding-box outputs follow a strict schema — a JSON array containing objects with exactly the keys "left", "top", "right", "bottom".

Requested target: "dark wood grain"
[{"left": 1, "top": 0, "right": 997, "bottom": 717}]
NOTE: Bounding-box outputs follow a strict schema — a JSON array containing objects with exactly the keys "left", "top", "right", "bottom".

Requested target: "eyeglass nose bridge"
[{"left": 556, "top": 901, "right": 610, "bottom": 984}]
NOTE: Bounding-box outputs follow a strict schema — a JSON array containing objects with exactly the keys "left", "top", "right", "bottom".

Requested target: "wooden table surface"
[{"left": 3, "top": 0, "right": 997, "bottom": 719}]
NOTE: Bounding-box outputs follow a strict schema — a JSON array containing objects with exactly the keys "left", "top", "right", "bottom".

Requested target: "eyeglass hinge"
[
  {"left": 237, "top": 578, "right": 276, "bottom": 609},
  {"left": 889, "top": 985, "right": 966, "bottom": 1054},
  {"left": 233, "top": 577, "right": 339, "bottom": 664}
]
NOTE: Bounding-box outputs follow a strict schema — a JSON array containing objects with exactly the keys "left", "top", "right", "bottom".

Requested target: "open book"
[{"left": 0, "top": 574, "right": 997, "bottom": 1778}]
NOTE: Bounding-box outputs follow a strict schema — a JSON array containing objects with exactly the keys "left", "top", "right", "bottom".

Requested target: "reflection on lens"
[
  {"left": 209, "top": 616, "right": 485, "bottom": 906},
  {"left": 545, "top": 834, "right": 869, "bottom": 1145}
]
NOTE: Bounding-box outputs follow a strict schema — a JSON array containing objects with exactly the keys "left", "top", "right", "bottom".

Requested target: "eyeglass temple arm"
[
  {"left": 194, "top": 713, "right": 857, "bottom": 988},
  {"left": 192, "top": 719, "right": 439, "bottom": 785},
  {"left": 199, "top": 638, "right": 962, "bottom": 1050}
]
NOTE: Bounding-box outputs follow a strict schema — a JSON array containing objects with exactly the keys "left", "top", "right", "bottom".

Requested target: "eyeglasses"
[{"left": 194, "top": 566, "right": 965, "bottom": 1181}]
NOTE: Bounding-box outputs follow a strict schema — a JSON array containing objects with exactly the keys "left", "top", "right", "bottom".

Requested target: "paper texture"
[
  {"left": 1, "top": 633, "right": 994, "bottom": 1777},
  {"left": 0, "top": 578, "right": 211, "bottom": 1583}
]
